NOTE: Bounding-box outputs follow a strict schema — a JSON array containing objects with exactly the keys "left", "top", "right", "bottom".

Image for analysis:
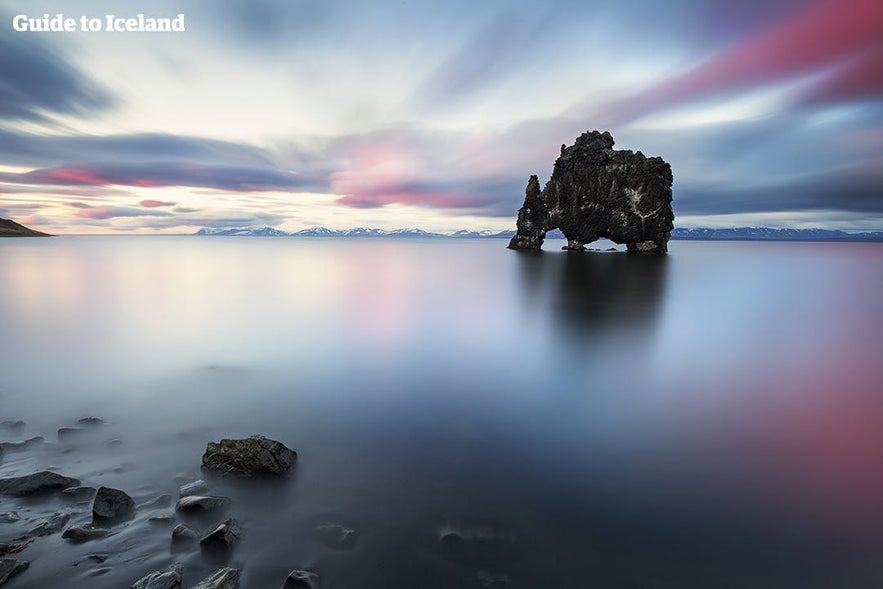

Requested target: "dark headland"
[
  {"left": 508, "top": 130, "right": 674, "bottom": 253},
  {"left": 0, "top": 218, "right": 51, "bottom": 237}
]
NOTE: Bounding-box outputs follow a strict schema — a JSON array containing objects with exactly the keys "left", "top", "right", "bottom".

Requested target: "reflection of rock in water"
[{"left": 515, "top": 251, "right": 668, "bottom": 337}]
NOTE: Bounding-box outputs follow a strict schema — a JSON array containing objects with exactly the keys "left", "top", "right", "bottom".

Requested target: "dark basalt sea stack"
[{"left": 508, "top": 131, "right": 674, "bottom": 253}]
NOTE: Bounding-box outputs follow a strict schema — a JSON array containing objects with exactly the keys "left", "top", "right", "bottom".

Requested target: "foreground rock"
[
  {"left": 0, "top": 543, "right": 28, "bottom": 558},
  {"left": 131, "top": 563, "right": 183, "bottom": 589},
  {"left": 63, "top": 523, "right": 110, "bottom": 542},
  {"left": 202, "top": 435, "right": 296, "bottom": 477},
  {"left": 191, "top": 567, "right": 240, "bottom": 589},
  {"left": 0, "top": 471, "right": 80, "bottom": 496},
  {"left": 281, "top": 570, "right": 320, "bottom": 589},
  {"left": 508, "top": 130, "right": 674, "bottom": 253},
  {"left": 0, "top": 559, "right": 29, "bottom": 585},
  {"left": 92, "top": 486, "right": 135, "bottom": 521},
  {"left": 200, "top": 518, "right": 241, "bottom": 550},
  {"left": 175, "top": 495, "right": 231, "bottom": 513}
]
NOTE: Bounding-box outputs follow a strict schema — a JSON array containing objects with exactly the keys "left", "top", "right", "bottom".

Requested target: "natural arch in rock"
[{"left": 507, "top": 131, "right": 674, "bottom": 253}]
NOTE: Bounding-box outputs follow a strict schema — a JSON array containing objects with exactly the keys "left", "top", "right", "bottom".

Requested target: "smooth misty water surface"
[{"left": 1, "top": 237, "right": 882, "bottom": 588}]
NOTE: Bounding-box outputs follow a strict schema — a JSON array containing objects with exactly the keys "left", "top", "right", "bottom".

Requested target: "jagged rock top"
[
  {"left": 201, "top": 435, "right": 296, "bottom": 477},
  {"left": 508, "top": 130, "right": 674, "bottom": 253}
]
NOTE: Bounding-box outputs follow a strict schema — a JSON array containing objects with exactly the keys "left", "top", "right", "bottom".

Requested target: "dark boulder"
[
  {"left": 191, "top": 567, "right": 240, "bottom": 589},
  {"left": 201, "top": 435, "right": 296, "bottom": 477},
  {"left": 92, "top": 486, "right": 135, "bottom": 521},
  {"left": 0, "top": 471, "right": 80, "bottom": 496},
  {"left": 508, "top": 131, "right": 674, "bottom": 253},
  {"left": 0, "top": 559, "right": 29, "bottom": 586}
]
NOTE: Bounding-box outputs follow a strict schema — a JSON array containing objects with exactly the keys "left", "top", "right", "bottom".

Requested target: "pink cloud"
[
  {"left": 605, "top": 0, "right": 883, "bottom": 121},
  {"left": 139, "top": 199, "right": 177, "bottom": 207}
]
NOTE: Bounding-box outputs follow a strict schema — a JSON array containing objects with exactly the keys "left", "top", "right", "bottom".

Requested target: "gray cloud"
[{"left": 0, "top": 29, "right": 114, "bottom": 121}]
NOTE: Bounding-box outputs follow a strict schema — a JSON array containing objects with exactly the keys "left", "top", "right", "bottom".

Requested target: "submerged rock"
[
  {"left": 316, "top": 523, "right": 356, "bottom": 549},
  {"left": 0, "top": 471, "right": 80, "bottom": 496},
  {"left": 63, "top": 523, "right": 110, "bottom": 542},
  {"left": 0, "top": 513, "right": 19, "bottom": 524},
  {"left": 62, "top": 486, "right": 97, "bottom": 502},
  {"left": 28, "top": 511, "right": 71, "bottom": 536},
  {"left": 179, "top": 479, "right": 209, "bottom": 497},
  {"left": 0, "top": 421, "right": 25, "bottom": 432},
  {"left": 200, "top": 518, "right": 241, "bottom": 550},
  {"left": 201, "top": 435, "right": 296, "bottom": 477},
  {"left": 58, "top": 427, "right": 87, "bottom": 440},
  {"left": 0, "top": 436, "right": 45, "bottom": 452},
  {"left": 0, "top": 542, "right": 28, "bottom": 558},
  {"left": 77, "top": 417, "right": 104, "bottom": 427},
  {"left": 171, "top": 524, "right": 200, "bottom": 542},
  {"left": 131, "top": 563, "right": 183, "bottom": 589},
  {"left": 175, "top": 495, "right": 231, "bottom": 513},
  {"left": 191, "top": 567, "right": 240, "bottom": 589},
  {"left": 281, "top": 570, "right": 320, "bottom": 589},
  {"left": 508, "top": 131, "right": 674, "bottom": 253},
  {"left": 92, "top": 486, "right": 135, "bottom": 521},
  {"left": 0, "top": 559, "right": 29, "bottom": 586}
]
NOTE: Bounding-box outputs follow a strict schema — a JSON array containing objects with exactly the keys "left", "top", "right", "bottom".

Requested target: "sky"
[{"left": 0, "top": 0, "right": 881, "bottom": 234}]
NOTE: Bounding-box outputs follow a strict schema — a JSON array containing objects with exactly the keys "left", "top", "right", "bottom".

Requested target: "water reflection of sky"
[{"left": 1, "top": 238, "right": 882, "bottom": 587}]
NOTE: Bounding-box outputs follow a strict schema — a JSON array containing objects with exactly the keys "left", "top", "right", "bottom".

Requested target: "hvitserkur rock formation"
[{"left": 508, "top": 131, "right": 674, "bottom": 253}]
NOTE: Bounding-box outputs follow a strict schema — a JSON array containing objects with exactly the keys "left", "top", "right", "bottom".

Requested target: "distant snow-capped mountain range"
[
  {"left": 194, "top": 226, "right": 524, "bottom": 238},
  {"left": 193, "top": 226, "right": 883, "bottom": 241}
]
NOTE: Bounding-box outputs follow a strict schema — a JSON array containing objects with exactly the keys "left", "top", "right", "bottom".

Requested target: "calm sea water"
[{"left": 1, "top": 237, "right": 882, "bottom": 588}]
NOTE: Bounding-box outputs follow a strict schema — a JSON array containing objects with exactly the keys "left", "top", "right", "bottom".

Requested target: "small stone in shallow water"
[
  {"left": 63, "top": 524, "right": 110, "bottom": 542},
  {"left": 281, "top": 569, "right": 319, "bottom": 589},
  {"left": 316, "top": 523, "right": 356, "bottom": 549},
  {"left": 0, "top": 513, "right": 19, "bottom": 524},
  {"left": 0, "top": 437, "right": 45, "bottom": 452},
  {"left": 131, "top": 562, "right": 183, "bottom": 589},
  {"left": 28, "top": 511, "right": 71, "bottom": 536},
  {"left": 148, "top": 513, "right": 176, "bottom": 525},
  {"left": 57, "top": 427, "right": 87, "bottom": 440},
  {"left": 200, "top": 518, "right": 241, "bottom": 550},
  {"left": 171, "top": 524, "right": 200, "bottom": 542},
  {"left": 92, "top": 486, "right": 135, "bottom": 521},
  {"left": 62, "top": 486, "right": 97, "bottom": 502},
  {"left": 0, "top": 471, "right": 80, "bottom": 496},
  {"left": 88, "top": 554, "right": 108, "bottom": 563},
  {"left": 191, "top": 567, "right": 240, "bottom": 589},
  {"left": 77, "top": 417, "right": 104, "bottom": 427},
  {"left": 176, "top": 495, "right": 231, "bottom": 513},
  {"left": 201, "top": 435, "right": 296, "bottom": 477},
  {"left": 0, "top": 559, "right": 29, "bottom": 585},
  {"left": 0, "top": 542, "right": 29, "bottom": 558},
  {"left": 179, "top": 479, "right": 209, "bottom": 497}
]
